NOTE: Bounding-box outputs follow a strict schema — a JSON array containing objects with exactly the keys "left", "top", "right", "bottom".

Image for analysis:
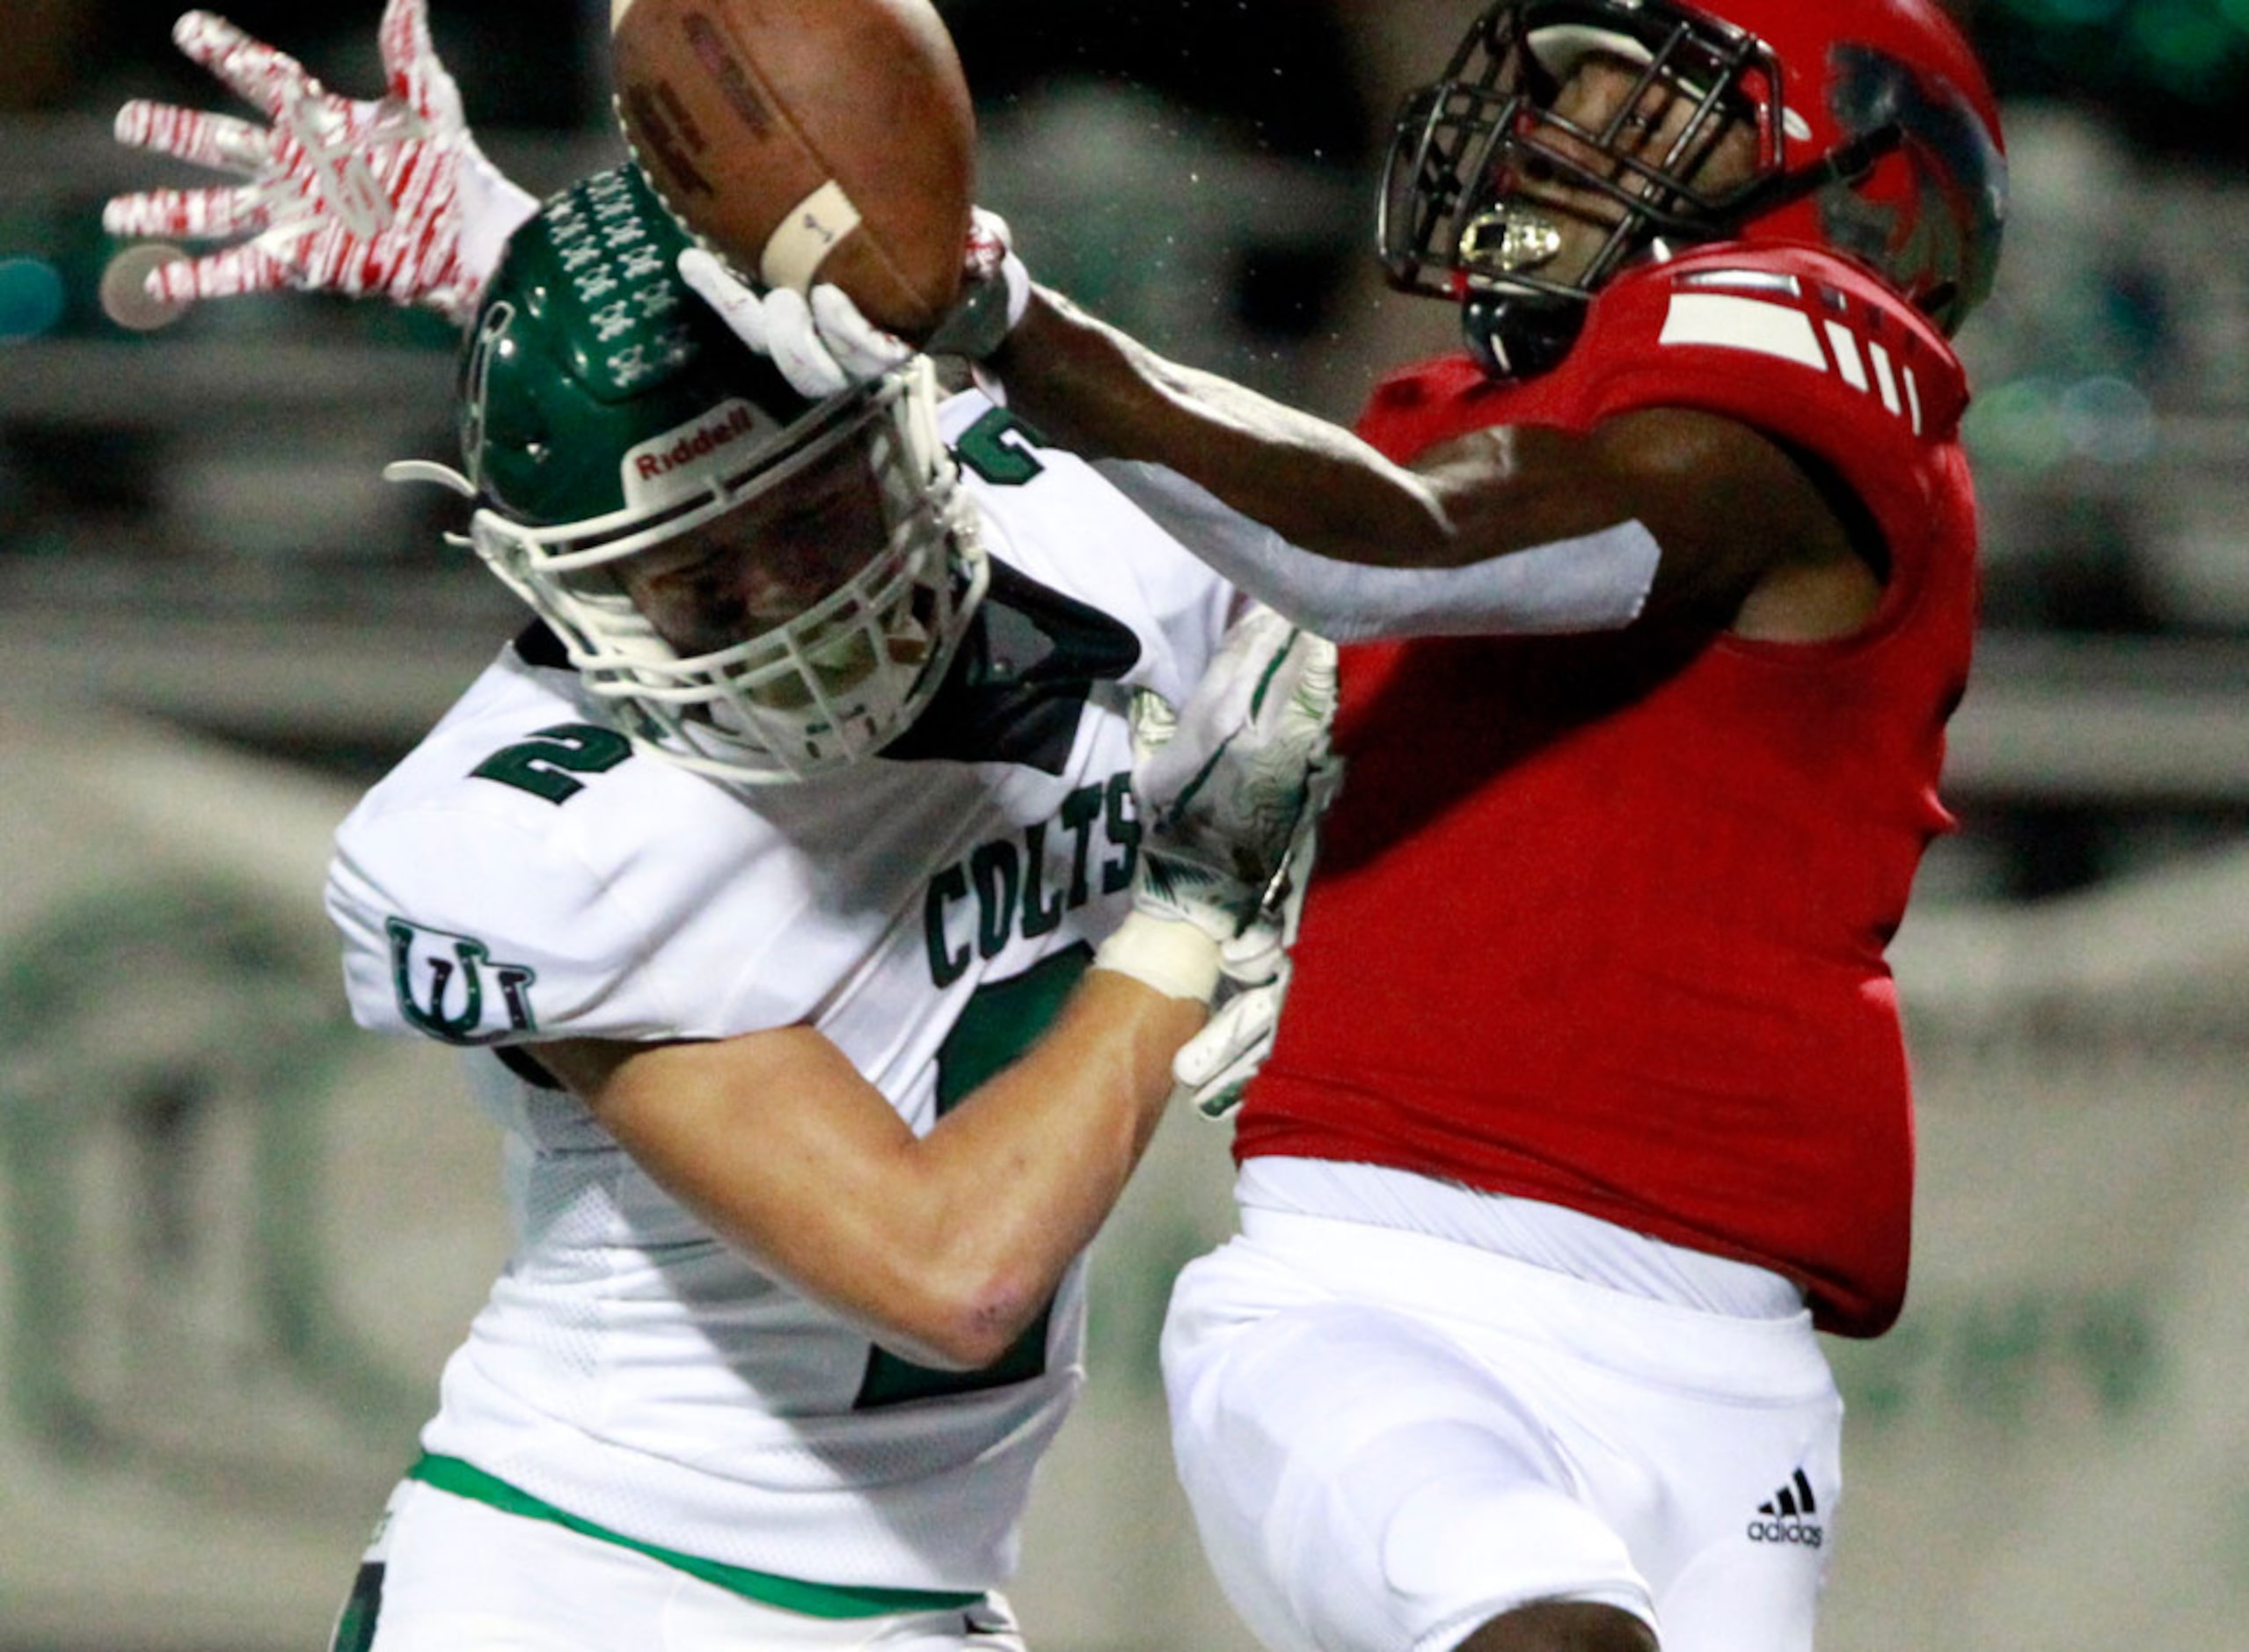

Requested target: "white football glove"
[
  {"left": 1129, "top": 607, "right": 1338, "bottom": 945},
  {"left": 1172, "top": 750, "right": 1340, "bottom": 1118},
  {"left": 101, "top": 0, "right": 537, "bottom": 325},
  {"left": 677, "top": 207, "right": 1031, "bottom": 401},
  {"left": 1092, "top": 609, "right": 1335, "bottom": 1007}
]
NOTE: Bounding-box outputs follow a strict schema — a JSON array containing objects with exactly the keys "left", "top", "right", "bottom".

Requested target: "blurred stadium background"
[{"left": 2, "top": 1, "right": 2245, "bottom": 1647}]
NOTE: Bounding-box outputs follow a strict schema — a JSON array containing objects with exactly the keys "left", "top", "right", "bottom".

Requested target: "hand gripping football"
[{"left": 611, "top": 0, "right": 975, "bottom": 340}]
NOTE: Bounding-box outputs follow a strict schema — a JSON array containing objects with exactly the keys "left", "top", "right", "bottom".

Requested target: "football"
[{"left": 611, "top": 0, "right": 975, "bottom": 340}]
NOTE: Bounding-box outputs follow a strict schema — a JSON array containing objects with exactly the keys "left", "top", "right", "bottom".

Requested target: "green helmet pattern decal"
[{"left": 461, "top": 165, "right": 814, "bottom": 528}]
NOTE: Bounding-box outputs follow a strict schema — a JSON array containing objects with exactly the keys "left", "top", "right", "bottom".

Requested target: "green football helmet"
[{"left": 389, "top": 165, "right": 988, "bottom": 784}]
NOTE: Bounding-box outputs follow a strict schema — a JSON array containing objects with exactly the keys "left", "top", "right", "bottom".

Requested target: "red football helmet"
[{"left": 1379, "top": 0, "right": 2007, "bottom": 376}]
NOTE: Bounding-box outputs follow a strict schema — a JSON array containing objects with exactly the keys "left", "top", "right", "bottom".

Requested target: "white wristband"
[{"left": 1092, "top": 911, "right": 1223, "bottom": 1004}]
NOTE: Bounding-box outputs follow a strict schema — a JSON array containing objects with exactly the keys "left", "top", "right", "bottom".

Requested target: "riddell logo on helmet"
[{"left": 622, "top": 400, "right": 770, "bottom": 507}]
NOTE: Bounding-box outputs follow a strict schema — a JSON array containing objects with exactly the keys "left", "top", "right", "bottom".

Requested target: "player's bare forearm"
[
  {"left": 998, "top": 287, "right": 1457, "bottom": 568},
  {"left": 998, "top": 288, "right": 1866, "bottom": 633},
  {"left": 908, "top": 970, "right": 1205, "bottom": 1357},
  {"left": 539, "top": 974, "right": 1201, "bottom": 1371}
]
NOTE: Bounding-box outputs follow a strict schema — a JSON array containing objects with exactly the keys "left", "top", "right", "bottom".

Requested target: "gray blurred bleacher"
[{"left": 0, "top": 116, "right": 617, "bottom": 778}]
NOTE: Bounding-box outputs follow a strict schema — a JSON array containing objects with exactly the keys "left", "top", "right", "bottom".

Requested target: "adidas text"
[{"left": 1750, "top": 1468, "right": 1823, "bottom": 1546}]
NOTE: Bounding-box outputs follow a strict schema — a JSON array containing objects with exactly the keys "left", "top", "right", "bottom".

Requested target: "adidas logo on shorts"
[{"left": 1746, "top": 1469, "right": 1824, "bottom": 1548}]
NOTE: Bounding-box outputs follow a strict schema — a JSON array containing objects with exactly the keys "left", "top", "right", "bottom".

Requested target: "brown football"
[{"left": 611, "top": 0, "right": 975, "bottom": 340}]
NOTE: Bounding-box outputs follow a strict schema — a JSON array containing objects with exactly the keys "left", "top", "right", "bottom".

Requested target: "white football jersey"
[{"left": 325, "top": 391, "right": 1238, "bottom": 1594}]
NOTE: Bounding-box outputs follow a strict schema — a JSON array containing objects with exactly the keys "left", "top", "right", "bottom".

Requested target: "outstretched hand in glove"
[{"left": 102, "top": 0, "right": 537, "bottom": 324}]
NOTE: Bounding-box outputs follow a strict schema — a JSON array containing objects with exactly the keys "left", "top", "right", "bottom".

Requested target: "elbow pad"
[{"left": 1096, "top": 460, "right": 1658, "bottom": 643}]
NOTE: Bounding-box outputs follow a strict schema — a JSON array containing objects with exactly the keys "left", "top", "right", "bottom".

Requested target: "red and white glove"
[
  {"left": 101, "top": 0, "right": 537, "bottom": 325},
  {"left": 930, "top": 208, "right": 1035, "bottom": 363},
  {"left": 678, "top": 207, "right": 1032, "bottom": 401}
]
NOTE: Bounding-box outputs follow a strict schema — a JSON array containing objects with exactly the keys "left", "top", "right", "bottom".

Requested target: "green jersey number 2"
[{"left": 471, "top": 724, "right": 633, "bottom": 805}]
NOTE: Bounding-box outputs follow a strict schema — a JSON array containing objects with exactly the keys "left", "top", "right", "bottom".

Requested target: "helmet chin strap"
[
  {"left": 1452, "top": 193, "right": 1592, "bottom": 380},
  {"left": 1462, "top": 288, "right": 1587, "bottom": 380}
]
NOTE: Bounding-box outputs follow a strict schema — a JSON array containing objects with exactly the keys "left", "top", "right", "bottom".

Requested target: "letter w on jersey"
[{"left": 386, "top": 917, "right": 538, "bottom": 1043}]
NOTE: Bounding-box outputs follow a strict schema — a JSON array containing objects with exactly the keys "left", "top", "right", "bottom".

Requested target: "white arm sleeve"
[{"left": 1093, "top": 459, "right": 1661, "bottom": 643}]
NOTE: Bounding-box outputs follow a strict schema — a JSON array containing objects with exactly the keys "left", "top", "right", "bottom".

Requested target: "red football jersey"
[{"left": 1236, "top": 245, "right": 1980, "bottom": 1336}]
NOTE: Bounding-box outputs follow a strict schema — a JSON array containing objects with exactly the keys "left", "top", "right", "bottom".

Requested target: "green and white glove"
[
  {"left": 1093, "top": 606, "right": 1338, "bottom": 1008},
  {"left": 1172, "top": 749, "right": 1340, "bottom": 1118}
]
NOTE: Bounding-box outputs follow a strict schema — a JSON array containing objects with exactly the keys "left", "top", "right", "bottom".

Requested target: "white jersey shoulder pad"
[
  {"left": 326, "top": 653, "right": 826, "bottom": 1048},
  {"left": 942, "top": 390, "right": 1241, "bottom": 711}
]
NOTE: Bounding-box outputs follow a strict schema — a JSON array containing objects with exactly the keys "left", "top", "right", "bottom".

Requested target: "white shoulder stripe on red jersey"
[
  {"left": 1659, "top": 280, "right": 1926, "bottom": 437},
  {"left": 1659, "top": 291, "right": 1826, "bottom": 369}
]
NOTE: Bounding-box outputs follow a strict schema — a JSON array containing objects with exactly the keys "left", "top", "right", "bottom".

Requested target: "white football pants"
[{"left": 1163, "top": 1208, "right": 1844, "bottom": 1652}]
